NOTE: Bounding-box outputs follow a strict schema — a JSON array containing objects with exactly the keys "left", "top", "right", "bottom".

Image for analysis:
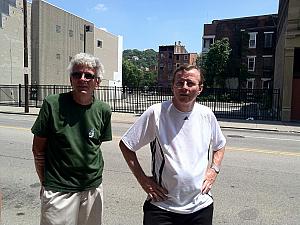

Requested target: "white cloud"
[{"left": 94, "top": 3, "right": 107, "bottom": 12}]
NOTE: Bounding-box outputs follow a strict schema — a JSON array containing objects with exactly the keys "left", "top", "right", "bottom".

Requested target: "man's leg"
[
  {"left": 40, "top": 189, "right": 80, "bottom": 225},
  {"left": 143, "top": 200, "right": 176, "bottom": 225},
  {"left": 185, "top": 203, "right": 214, "bottom": 225},
  {"left": 78, "top": 184, "right": 103, "bottom": 225}
]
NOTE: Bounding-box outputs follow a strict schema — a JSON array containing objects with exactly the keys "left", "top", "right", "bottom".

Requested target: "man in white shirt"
[{"left": 119, "top": 65, "right": 226, "bottom": 225}]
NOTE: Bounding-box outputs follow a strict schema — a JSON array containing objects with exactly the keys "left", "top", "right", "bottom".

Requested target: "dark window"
[
  {"left": 264, "top": 32, "right": 273, "bottom": 48},
  {"left": 69, "top": 30, "right": 73, "bottom": 37},
  {"left": 56, "top": 25, "right": 61, "bottom": 33},
  {"left": 176, "top": 55, "right": 179, "bottom": 60},
  {"left": 294, "top": 48, "right": 300, "bottom": 78},
  {"left": 263, "top": 57, "right": 273, "bottom": 70},
  {"left": 97, "top": 40, "right": 103, "bottom": 48}
]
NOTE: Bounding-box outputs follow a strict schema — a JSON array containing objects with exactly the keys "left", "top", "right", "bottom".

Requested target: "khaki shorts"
[{"left": 40, "top": 184, "right": 103, "bottom": 225}]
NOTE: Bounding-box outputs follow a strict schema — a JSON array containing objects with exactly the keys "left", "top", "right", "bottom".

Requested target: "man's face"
[
  {"left": 172, "top": 68, "right": 203, "bottom": 109},
  {"left": 70, "top": 65, "right": 99, "bottom": 96}
]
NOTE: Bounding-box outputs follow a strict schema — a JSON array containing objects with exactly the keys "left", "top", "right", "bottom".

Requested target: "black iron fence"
[{"left": 0, "top": 85, "right": 280, "bottom": 120}]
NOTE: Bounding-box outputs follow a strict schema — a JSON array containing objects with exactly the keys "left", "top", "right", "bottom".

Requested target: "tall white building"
[{"left": 0, "top": 0, "right": 122, "bottom": 87}]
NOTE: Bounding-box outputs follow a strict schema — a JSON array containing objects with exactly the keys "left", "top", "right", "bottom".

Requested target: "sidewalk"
[{"left": 0, "top": 106, "right": 299, "bottom": 133}]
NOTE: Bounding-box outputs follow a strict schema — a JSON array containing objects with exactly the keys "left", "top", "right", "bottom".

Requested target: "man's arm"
[
  {"left": 119, "top": 140, "right": 168, "bottom": 202},
  {"left": 32, "top": 135, "right": 47, "bottom": 184},
  {"left": 202, "top": 146, "right": 225, "bottom": 194}
]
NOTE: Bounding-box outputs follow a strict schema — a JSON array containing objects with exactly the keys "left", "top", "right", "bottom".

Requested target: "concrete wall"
[
  {"left": 31, "top": 0, "right": 92, "bottom": 85},
  {"left": 274, "top": 0, "right": 300, "bottom": 121},
  {"left": 0, "top": 0, "right": 31, "bottom": 85},
  {"left": 31, "top": 0, "right": 122, "bottom": 87},
  {"left": 94, "top": 28, "right": 122, "bottom": 87}
]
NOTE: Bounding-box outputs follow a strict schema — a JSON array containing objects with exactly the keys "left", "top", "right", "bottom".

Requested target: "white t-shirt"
[{"left": 121, "top": 100, "right": 226, "bottom": 214}]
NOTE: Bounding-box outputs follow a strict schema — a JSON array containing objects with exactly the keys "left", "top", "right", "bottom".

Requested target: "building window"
[
  {"left": 56, "top": 54, "right": 61, "bottom": 60},
  {"left": 264, "top": 32, "right": 273, "bottom": 48},
  {"left": 263, "top": 56, "right": 273, "bottom": 70},
  {"left": 169, "top": 53, "right": 172, "bottom": 59},
  {"left": 69, "top": 30, "right": 73, "bottom": 37},
  {"left": 176, "top": 63, "right": 180, "bottom": 68},
  {"left": 184, "top": 55, "right": 188, "bottom": 61},
  {"left": 168, "top": 63, "right": 172, "bottom": 71},
  {"left": 176, "top": 55, "right": 179, "bottom": 60},
  {"left": 261, "top": 78, "right": 271, "bottom": 89},
  {"left": 247, "top": 56, "right": 256, "bottom": 71},
  {"left": 248, "top": 32, "right": 257, "bottom": 48},
  {"left": 97, "top": 40, "right": 103, "bottom": 48},
  {"left": 203, "top": 38, "right": 214, "bottom": 49},
  {"left": 246, "top": 78, "right": 255, "bottom": 89},
  {"left": 56, "top": 25, "right": 61, "bottom": 33},
  {"left": 160, "top": 63, "right": 164, "bottom": 70}
]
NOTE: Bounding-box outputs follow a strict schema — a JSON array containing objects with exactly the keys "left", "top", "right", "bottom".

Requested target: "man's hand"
[
  {"left": 201, "top": 168, "right": 218, "bottom": 194},
  {"left": 139, "top": 176, "right": 168, "bottom": 202}
]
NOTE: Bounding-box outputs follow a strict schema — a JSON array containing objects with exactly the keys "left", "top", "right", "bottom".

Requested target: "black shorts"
[{"left": 143, "top": 200, "right": 214, "bottom": 225}]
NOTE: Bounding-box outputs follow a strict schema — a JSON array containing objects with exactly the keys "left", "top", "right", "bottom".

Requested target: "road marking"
[
  {"left": 227, "top": 146, "right": 300, "bottom": 157},
  {"left": 1, "top": 126, "right": 298, "bottom": 157},
  {"left": 244, "top": 135, "right": 300, "bottom": 142},
  {"left": 0, "top": 125, "right": 30, "bottom": 131}
]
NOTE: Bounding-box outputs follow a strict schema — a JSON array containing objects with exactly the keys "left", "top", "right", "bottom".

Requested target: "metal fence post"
[{"left": 18, "top": 84, "right": 22, "bottom": 107}]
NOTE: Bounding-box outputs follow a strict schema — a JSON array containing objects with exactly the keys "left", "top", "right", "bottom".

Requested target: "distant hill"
[{"left": 123, "top": 49, "right": 158, "bottom": 70}]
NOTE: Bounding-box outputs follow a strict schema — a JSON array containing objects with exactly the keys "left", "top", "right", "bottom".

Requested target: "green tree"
[
  {"left": 122, "top": 60, "right": 143, "bottom": 87},
  {"left": 122, "top": 49, "right": 158, "bottom": 87},
  {"left": 203, "top": 39, "right": 232, "bottom": 88}
]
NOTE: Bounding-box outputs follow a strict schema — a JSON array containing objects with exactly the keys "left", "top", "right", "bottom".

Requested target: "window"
[
  {"left": 56, "top": 25, "right": 61, "bottom": 33},
  {"left": 203, "top": 38, "right": 214, "bottom": 49},
  {"left": 176, "top": 63, "right": 180, "bottom": 68},
  {"left": 56, "top": 54, "right": 61, "bottom": 60},
  {"left": 263, "top": 56, "right": 273, "bottom": 70},
  {"left": 264, "top": 32, "right": 273, "bottom": 48},
  {"left": 202, "top": 35, "right": 215, "bottom": 52},
  {"left": 248, "top": 32, "right": 257, "bottom": 48},
  {"left": 169, "top": 53, "right": 173, "bottom": 59},
  {"left": 246, "top": 78, "right": 255, "bottom": 89},
  {"left": 69, "top": 30, "right": 73, "bottom": 37},
  {"left": 184, "top": 55, "right": 188, "bottom": 61},
  {"left": 160, "top": 53, "right": 164, "bottom": 59},
  {"left": 261, "top": 78, "right": 271, "bottom": 89},
  {"left": 97, "top": 40, "right": 103, "bottom": 48},
  {"left": 176, "top": 55, "right": 179, "bottom": 60},
  {"left": 247, "top": 56, "right": 256, "bottom": 71}
]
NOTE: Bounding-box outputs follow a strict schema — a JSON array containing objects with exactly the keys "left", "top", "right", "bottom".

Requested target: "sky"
[{"left": 39, "top": 0, "right": 279, "bottom": 53}]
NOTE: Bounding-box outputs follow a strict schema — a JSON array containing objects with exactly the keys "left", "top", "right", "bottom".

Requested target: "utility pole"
[{"left": 23, "top": 0, "right": 29, "bottom": 113}]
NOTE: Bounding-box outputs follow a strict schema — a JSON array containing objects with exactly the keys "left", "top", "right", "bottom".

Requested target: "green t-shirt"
[{"left": 31, "top": 92, "right": 112, "bottom": 192}]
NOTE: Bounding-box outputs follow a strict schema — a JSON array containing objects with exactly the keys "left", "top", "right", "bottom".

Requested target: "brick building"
[
  {"left": 203, "top": 14, "right": 278, "bottom": 89},
  {"left": 158, "top": 41, "right": 197, "bottom": 87}
]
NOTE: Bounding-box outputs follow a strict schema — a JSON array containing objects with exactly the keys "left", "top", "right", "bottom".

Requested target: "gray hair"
[{"left": 67, "top": 53, "right": 104, "bottom": 80}]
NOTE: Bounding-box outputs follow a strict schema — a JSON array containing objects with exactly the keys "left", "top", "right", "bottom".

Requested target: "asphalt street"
[{"left": 0, "top": 112, "right": 299, "bottom": 225}]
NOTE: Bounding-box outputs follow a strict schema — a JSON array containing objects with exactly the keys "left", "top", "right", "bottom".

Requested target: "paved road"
[{"left": 0, "top": 113, "right": 299, "bottom": 225}]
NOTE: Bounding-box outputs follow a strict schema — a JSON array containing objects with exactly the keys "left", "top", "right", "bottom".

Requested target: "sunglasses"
[{"left": 71, "top": 72, "right": 96, "bottom": 80}]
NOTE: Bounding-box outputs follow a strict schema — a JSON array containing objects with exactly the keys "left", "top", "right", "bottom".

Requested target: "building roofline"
[{"left": 211, "top": 13, "right": 278, "bottom": 23}]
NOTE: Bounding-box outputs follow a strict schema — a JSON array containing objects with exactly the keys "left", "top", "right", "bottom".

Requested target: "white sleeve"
[
  {"left": 210, "top": 113, "right": 226, "bottom": 151},
  {"left": 121, "top": 106, "right": 157, "bottom": 152}
]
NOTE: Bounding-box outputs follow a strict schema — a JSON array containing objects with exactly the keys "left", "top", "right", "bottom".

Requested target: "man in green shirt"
[{"left": 31, "top": 53, "right": 112, "bottom": 225}]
